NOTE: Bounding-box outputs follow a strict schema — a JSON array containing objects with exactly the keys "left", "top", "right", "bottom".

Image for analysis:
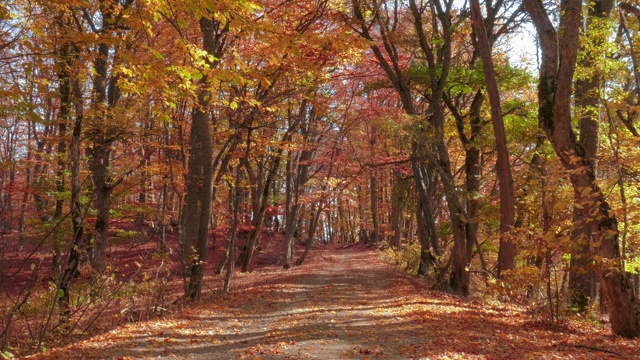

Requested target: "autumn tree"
[
  {"left": 35, "top": 1, "right": 86, "bottom": 318},
  {"left": 469, "top": 0, "right": 517, "bottom": 277},
  {"left": 525, "top": 0, "right": 640, "bottom": 337},
  {"left": 84, "top": 0, "right": 136, "bottom": 273},
  {"left": 174, "top": 2, "right": 232, "bottom": 301}
]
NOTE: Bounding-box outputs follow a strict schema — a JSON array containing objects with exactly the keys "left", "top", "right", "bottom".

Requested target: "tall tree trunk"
[
  {"left": 470, "top": 0, "right": 516, "bottom": 277},
  {"left": 295, "top": 204, "right": 322, "bottom": 266},
  {"left": 181, "top": 15, "right": 227, "bottom": 301},
  {"left": 88, "top": 30, "right": 111, "bottom": 272},
  {"left": 284, "top": 146, "right": 312, "bottom": 268},
  {"left": 59, "top": 78, "right": 84, "bottom": 319},
  {"left": 525, "top": 0, "right": 640, "bottom": 338},
  {"left": 224, "top": 162, "right": 243, "bottom": 293},
  {"left": 566, "top": 0, "right": 614, "bottom": 314},
  {"left": 412, "top": 155, "right": 440, "bottom": 277},
  {"left": 390, "top": 174, "right": 406, "bottom": 250},
  {"left": 19, "top": 147, "right": 30, "bottom": 232},
  {"left": 405, "top": 0, "right": 468, "bottom": 294},
  {"left": 87, "top": 0, "right": 133, "bottom": 273},
  {"left": 337, "top": 197, "right": 347, "bottom": 244},
  {"left": 377, "top": 0, "right": 469, "bottom": 295},
  {"left": 369, "top": 172, "right": 379, "bottom": 244},
  {"left": 182, "top": 89, "right": 214, "bottom": 300},
  {"left": 415, "top": 200, "right": 434, "bottom": 276},
  {"left": 436, "top": 142, "right": 469, "bottom": 296},
  {"left": 52, "top": 132, "right": 67, "bottom": 281},
  {"left": 445, "top": 90, "right": 484, "bottom": 263},
  {"left": 356, "top": 183, "right": 368, "bottom": 243},
  {"left": 283, "top": 154, "right": 296, "bottom": 269},
  {"left": 89, "top": 142, "right": 112, "bottom": 272},
  {"left": 32, "top": 116, "right": 53, "bottom": 223},
  {"left": 52, "top": 10, "right": 76, "bottom": 283}
]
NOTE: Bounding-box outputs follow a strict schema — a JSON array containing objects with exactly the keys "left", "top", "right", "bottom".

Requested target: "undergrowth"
[
  {"left": 381, "top": 242, "right": 421, "bottom": 275},
  {"left": 0, "top": 248, "right": 175, "bottom": 358}
]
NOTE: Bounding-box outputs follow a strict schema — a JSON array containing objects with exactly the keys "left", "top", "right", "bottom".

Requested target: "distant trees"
[{"left": 346, "top": 0, "right": 524, "bottom": 294}]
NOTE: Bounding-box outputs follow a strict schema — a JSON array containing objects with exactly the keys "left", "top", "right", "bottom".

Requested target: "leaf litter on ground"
[{"left": 26, "top": 244, "right": 640, "bottom": 359}]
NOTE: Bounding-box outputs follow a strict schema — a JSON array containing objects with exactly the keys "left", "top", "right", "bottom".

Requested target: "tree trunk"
[
  {"left": 566, "top": 0, "right": 614, "bottom": 314},
  {"left": 283, "top": 154, "right": 296, "bottom": 269},
  {"left": 89, "top": 142, "right": 112, "bottom": 272},
  {"left": 85, "top": 0, "right": 132, "bottom": 273},
  {"left": 390, "top": 174, "right": 406, "bottom": 250},
  {"left": 446, "top": 90, "right": 484, "bottom": 262},
  {"left": 430, "top": 104, "right": 469, "bottom": 295},
  {"left": 412, "top": 155, "right": 440, "bottom": 277},
  {"left": 32, "top": 117, "right": 53, "bottom": 223},
  {"left": 224, "top": 163, "right": 243, "bottom": 293},
  {"left": 525, "top": 0, "right": 640, "bottom": 337},
  {"left": 59, "top": 78, "right": 84, "bottom": 319},
  {"left": 356, "top": 183, "right": 368, "bottom": 243},
  {"left": 52, "top": 49, "right": 71, "bottom": 283},
  {"left": 369, "top": 173, "right": 379, "bottom": 244},
  {"left": 296, "top": 204, "right": 321, "bottom": 266},
  {"left": 182, "top": 90, "right": 214, "bottom": 300},
  {"left": 470, "top": 0, "right": 516, "bottom": 277},
  {"left": 18, "top": 151, "right": 30, "bottom": 232},
  {"left": 181, "top": 15, "right": 227, "bottom": 301},
  {"left": 51, "top": 10, "right": 78, "bottom": 283},
  {"left": 284, "top": 145, "right": 312, "bottom": 268}
]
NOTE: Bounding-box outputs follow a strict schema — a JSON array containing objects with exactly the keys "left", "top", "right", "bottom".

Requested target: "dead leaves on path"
[{"left": 29, "top": 247, "right": 640, "bottom": 359}]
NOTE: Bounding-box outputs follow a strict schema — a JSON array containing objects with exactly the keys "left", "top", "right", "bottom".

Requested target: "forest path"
[{"left": 32, "top": 244, "right": 634, "bottom": 359}]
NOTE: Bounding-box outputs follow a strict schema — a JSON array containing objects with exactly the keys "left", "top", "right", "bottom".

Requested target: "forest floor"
[{"left": 25, "top": 243, "right": 640, "bottom": 359}]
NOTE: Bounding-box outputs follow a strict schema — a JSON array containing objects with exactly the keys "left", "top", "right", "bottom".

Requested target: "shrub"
[{"left": 382, "top": 241, "right": 421, "bottom": 275}]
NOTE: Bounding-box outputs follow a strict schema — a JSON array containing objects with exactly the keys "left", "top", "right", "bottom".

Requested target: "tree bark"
[
  {"left": 51, "top": 6, "right": 86, "bottom": 288},
  {"left": 89, "top": 140, "right": 113, "bottom": 272},
  {"left": 296, "top": 204, "right": 322, "bottom": 266},
  {"left": 566, "top": 0, "right": 615, "bottom": 314},
  {"left": 525, "top": 0, "right": 640, "bottom": 338},
  {"left": 412, "top": 155, "right": 440, "bottom": 277},
  {"left": 52, "top": 14, "right": 73, "bottom": 282},
  {"left": 283, "top": 154, "right": 296, "bottom": 268},
  {"left": 59, "top": 77, "right": 84, "bottom": 319},
  {"left": 182, "top": 14, "right": 228, "bottom": 301},
  {"left": 182, "top": 88, "right": 214, "bottom": 300},
  {"left": 445, "top": 90, "right": 484, "bottom": 263},
  {"left": 369, "top": 172, "right": 379, "bottom": 244},
  {"left": 470, "top": 0, "right": 516, "bottom": 278},
  {"left": 224, "top": 161, "right": 243, "bottom": 293},
  {"left": 390, "top": 174, "right": 406, "bottom": 250},
  {"left": 284, "top": 146, "right": 312, "bottom": 268},
  {"left": 86, "top": 0, "right": 134, "bottom": 273}
]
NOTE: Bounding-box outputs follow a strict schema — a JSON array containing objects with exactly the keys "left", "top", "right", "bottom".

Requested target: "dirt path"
[{"left": 31, "top": 245, "right": 637, "bottom": 359}]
